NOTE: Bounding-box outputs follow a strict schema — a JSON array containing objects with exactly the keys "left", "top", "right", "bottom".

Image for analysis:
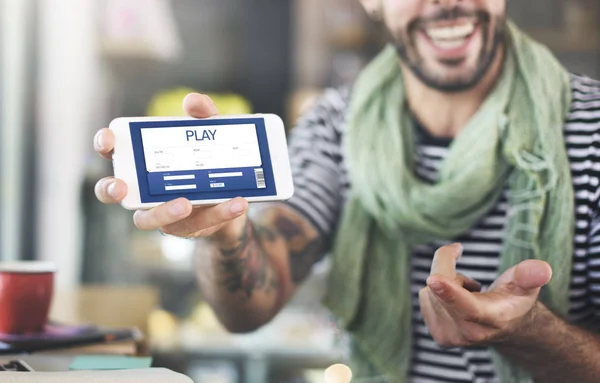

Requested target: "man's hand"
[
  {"left": 93, "top": 93, "right": 247, "bottom": 245},
  {"left": 93, "top": 93, "right": 327, "bottom": 333},
  {"left": 419, "top": 243, "right": 553, "bottom": 348}
]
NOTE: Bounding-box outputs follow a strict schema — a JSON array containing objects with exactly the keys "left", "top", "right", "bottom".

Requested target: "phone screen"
[{"left": 130, "top": 118, "right": 277, "bottom": 203}]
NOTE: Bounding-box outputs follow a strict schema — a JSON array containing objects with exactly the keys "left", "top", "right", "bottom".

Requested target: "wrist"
[
  {"left": 210, "top": 215, "right": 250, "bottom": 250},
  {"left": 498, "top": 301, "right": 553, "bottom": 348}
]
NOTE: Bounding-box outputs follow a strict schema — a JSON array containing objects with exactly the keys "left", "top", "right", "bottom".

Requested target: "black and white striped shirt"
[{"left": 284, "top": 74, "right": 600, "bottom": 382}]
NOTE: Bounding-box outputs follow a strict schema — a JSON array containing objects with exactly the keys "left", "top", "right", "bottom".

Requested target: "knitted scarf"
[{"left": 323, "top": 21, "right": 574, "bottom": 383}]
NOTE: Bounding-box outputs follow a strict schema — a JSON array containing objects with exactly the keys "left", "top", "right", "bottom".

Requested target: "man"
[{"left": 93, "top": 0, "right": 600, "bottom": 381}]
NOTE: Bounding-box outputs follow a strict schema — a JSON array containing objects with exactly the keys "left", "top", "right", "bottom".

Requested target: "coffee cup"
[{"left": 0, "top": 261, "right": 56, "bottom": 335}]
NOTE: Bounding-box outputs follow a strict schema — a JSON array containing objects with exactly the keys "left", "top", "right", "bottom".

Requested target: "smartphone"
[{"left": 109, "top": 114, "right": 294, "bottom": 210}]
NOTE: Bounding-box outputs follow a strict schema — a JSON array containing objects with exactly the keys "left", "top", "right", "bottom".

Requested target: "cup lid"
[{"left": 0, "top": 261, "right": 57, "bottom": 274}]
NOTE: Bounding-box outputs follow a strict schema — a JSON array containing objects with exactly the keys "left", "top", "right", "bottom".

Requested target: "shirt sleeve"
[{"left": 284, "top": 88, "right": 350, "bottom": 246}]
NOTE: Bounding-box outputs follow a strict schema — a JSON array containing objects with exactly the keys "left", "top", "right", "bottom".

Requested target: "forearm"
[
  {"left": 195, "top": 218, "right": 287, "bottom": 332},
  {"left": 497, "top": 302, "right": 600, "bottom": 382},
  {"left": 194, "top": 204, "right": 324, "bottom": 333}
]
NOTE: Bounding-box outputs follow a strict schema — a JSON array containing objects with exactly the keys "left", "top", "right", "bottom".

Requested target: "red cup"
[{"left": 0, "top": 261, "right": 56, "bottom": 335}]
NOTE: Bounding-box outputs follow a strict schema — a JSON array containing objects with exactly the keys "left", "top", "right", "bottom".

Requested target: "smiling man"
[
  {"left": 93, "top": 0, "right": 600, "bottom": 382},
  {"left": 389, "top": 0, "right": 504, "bottom": 91}
]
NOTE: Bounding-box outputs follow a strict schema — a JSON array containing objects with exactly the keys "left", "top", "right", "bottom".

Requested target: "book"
[
  {"left": 0, "top": 323, "right": 142, "bottom": 355},
  {"left": 38, "top": 339, "right": 139, "bottom": 356}
]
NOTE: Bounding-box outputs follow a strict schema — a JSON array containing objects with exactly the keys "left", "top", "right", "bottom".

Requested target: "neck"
[{"left": 403, "top": 48, "right": 505, "bottom": 138}]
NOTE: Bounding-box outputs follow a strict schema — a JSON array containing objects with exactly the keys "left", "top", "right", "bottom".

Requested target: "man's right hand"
[
  {"left": 93, "top": 93, "right": 247, "bottom": 245},
  {"left": 94, "top": 92, "right": 327, "bottom": 333}
]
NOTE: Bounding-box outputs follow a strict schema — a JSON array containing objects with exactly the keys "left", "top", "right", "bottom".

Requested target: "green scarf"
[{"left": 323, "top": 21, "right": 574, "bottom": 383}]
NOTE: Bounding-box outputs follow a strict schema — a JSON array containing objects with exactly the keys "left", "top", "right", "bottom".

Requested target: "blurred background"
[{"left": 1, "top": 0, "right": 599, "bottom": 382}]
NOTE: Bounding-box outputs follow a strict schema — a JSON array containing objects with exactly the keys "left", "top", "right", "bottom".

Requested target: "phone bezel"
[{"left": 110, "top": 114, "right": 294, "bottom": 210}]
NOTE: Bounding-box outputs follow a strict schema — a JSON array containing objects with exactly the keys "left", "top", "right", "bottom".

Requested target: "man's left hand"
[{"left": 419, "top": 243, "right": 553, "bottom": 348}]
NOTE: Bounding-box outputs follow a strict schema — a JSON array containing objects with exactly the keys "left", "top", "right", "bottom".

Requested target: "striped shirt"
[{"left": 284, "top": 74, "right": 600, "bottom": 382}]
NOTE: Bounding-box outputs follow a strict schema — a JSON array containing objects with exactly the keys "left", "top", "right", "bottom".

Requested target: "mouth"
[{"left": 420, "top": 19, "right": 479, "bottom": 57}]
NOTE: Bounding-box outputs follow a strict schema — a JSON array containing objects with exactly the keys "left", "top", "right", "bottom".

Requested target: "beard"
[{"left": 394, "top": 8, "right": 507, "bottom": 93}]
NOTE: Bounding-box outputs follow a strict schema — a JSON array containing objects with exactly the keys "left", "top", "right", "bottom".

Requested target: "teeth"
[
  {"left": 432, "top": 39, "right": 465, "bottom": 49},
  {"left": 426, "top": 23, "right": 475, "bottom": 41}
]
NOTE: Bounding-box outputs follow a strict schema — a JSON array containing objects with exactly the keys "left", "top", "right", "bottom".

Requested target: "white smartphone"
[{"left": 109, "top": 114, "right": 294, "bottom": 210}]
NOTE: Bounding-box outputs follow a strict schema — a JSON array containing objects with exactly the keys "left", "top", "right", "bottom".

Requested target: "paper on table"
[{"left": 0, "top": 368, "right": 194, "bottom": 383}]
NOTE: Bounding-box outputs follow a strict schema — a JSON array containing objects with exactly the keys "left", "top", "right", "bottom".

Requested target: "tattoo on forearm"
[
  {"left": 216, "top": 206, "right": 325, "bottom": 300},
  {"left": 275, "top": 216, "right": 324, "bottom": 283},
  {"left": 218, "top": 221, "right": 279, "bottom": 299}
]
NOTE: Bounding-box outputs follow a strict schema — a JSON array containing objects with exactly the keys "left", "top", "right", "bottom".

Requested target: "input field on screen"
[
  {"left": 208, "top": 172, "right": 244, "bottom": 178},
  {"left": 165, "top": 184, "right": 197, "bottom": 191},
  {"left": 163, "top": 175, "right": 196, "bottom": 181},
  {"left": 155, "top": 152, "right": 174, "bottom": 161},
  {"left": 194, "top": 151, "right": 212, "bottom": 159}
]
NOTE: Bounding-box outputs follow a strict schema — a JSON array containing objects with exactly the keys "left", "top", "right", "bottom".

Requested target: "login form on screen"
[{"left": 130, "top": 118, "right": 277, "bottom": 203}]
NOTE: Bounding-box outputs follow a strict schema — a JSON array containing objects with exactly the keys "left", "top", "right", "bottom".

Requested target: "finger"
[
  {"left": 514, "top": 260, "right": 553, "bottom": 291},
  {"left": 182, "top": 93, "right": 219, "bottom": 118},
  {"left": 430, "top": 243, "right": 463, "bottom": 279},
  {"left": 133, "top": 198, "right": 194, "bottom": 231},
  {"left": 418, "top": 287, "right": 440, "bottom": 323},
  {"left": 427, "top": 275, "right": 481, "bottom": 318},
  {"left": 456, "top": 274, "right": 482, "bottom": 293},
  {"left": 95, "top": 177, "right": 128, "bottom": 204},
  {"left": 161, "top": 197, "right": 248, "bottom": 236},
  {"left": 94, "top": 128, "right": 115, "bottom": 160},
  {"left": 493, "top": 260, "right": 552, "bottom": 296},
  {"left": 187, "top": 197, "right": 247, "bottom": 227}
]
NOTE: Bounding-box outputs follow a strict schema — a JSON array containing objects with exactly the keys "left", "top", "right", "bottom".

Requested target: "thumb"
[
  {"left": 183, "top": 93, "right": 219, "bottom": 118},
  {"left": 511, "top": 260, "right": 553, "bottom": 295}
]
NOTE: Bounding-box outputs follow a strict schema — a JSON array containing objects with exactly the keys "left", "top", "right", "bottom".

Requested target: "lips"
[{"left": 412, "top": 18, "right": 482, "bottom": 61}]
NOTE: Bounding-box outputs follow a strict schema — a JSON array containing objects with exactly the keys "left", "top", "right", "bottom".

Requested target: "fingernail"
[
  {"left": 95, "top": 132, "right": 104, "bottom": 151},
  {"left": 107, "top": 181, "right": 118, "bottom": 198},
  {"left": 453, "top": 243, "right": 463, "bottom": 258},
  {"left": 170, "top": 202, "right": 185, "bottom": 216},
  {"left": 429, "top": 281, "right": 445, "bottom": 295},
  {"left": 230, "top": 201, "right": 244, "bottom": 215},
  {"left": 203, "top": 94, "right": 219, "bottom": 114},
  {"left": 449, "top": 242, "right": 461, "bottom": 250}
]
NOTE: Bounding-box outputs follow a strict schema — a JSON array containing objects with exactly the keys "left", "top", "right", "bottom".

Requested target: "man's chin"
[
  {"left": 412, "top": 70, "right": 483, "bottom": 93},
  {"left": 409, "top": 63, "right": 482, "bottom": 92},
  {"left": 397, "top": 44, "right": 498, "bottom": 93}
]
